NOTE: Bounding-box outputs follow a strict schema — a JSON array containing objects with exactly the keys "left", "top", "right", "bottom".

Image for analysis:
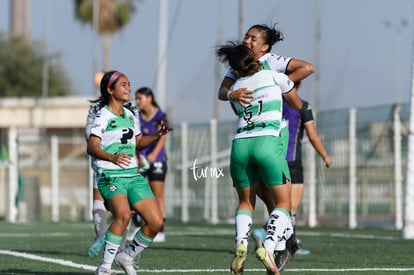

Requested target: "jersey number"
[{"left": 243, "top": 100, "right": 263, "bottom": 123}]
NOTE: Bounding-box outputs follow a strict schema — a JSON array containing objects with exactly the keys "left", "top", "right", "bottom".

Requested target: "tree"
[
  {"left": 0, "top": 32, "right": 71, "bottom": 97},
  {"left": 74, "top": 0, "right": 137, "bottom": 71}
]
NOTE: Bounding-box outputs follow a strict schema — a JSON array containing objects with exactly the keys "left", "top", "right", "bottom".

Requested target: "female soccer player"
[
  {"left": 216, "top": 41, "right": 302, "bottom": 275},
  {"left": 87, "top": 70, "right": 171, "bottom": 275}
]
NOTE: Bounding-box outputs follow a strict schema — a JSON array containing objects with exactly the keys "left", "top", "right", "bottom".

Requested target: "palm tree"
[{"left": 74, "top": 0, "right": 137, "bottom": 71}]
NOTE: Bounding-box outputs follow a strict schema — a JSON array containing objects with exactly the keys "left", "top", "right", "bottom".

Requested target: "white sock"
[
  {"left": 126, "top": 229, "right": 152, "bottom": 258},
  {"left": 264, "top": 208, "right": 292, "bottom": 252},
  {"left": 235, "top": 209, "right": 252, "bottom": 246},
  {"left": 100, "top": 240, "right": 119, "bottom": 270}
]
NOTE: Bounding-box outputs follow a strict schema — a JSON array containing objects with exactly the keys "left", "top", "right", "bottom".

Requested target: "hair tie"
[{"left": 107, "top": 71, "right": 124, "bottom": 90}]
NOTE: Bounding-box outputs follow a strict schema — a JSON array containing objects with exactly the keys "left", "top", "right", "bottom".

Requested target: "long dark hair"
[
  {"left": 135, "top": 87, "right": 159, "bottom": 108},
  {"left": 216, "top": 41, "right": 262, "bottom": 77}
]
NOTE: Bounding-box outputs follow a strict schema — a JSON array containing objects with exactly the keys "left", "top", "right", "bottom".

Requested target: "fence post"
[
  {"left": 307, "top": 140, "right": 317, "bottom": 228},
  {"left": 393, "top": 104, "right": 403, "bottom": 230},
  {"left": 404, "top": 73, "right": 414, "bottom": 238},
  {"left": 87, "top": 157, "right": 94, "bottom": 221},
  {"left": 51, "top": 135, "right": 59, "bottom": 222},
  {"left": 210, "top": 118, "right": 218, "bottom": 224},
  {"left": 181, "top": 122, "right": 189, "bottom": 222},
  {"left": 7, "top": 127, "right": 18, "bottom": 223},
  {"left": 349, "top": 108, "right": 357, "bottom": 229}
]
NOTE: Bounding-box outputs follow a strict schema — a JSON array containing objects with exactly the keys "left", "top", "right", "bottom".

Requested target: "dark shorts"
[
  {"left": 288, "top": 160, "right": 304, "bottom": 184},
  {"left": 143, "top": 161, "right": 168, "bottom": 181}
]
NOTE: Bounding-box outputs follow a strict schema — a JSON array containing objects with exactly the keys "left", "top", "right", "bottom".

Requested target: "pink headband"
[{"left": 107, "top": 71, "right": 124, "bottom": 90}]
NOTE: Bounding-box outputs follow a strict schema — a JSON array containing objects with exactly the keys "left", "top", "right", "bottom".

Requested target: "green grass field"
[{"left": 0, "top": 221, "right": 413, "bottom": 274}]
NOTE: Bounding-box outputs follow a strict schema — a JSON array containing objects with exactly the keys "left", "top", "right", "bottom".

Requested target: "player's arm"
[
  {"left": 147, "top": 134, "right": 167, "bottom": 163},
  {"left": 218, "top": 77, "right": 253, "bottom": 108},
  {"left": 282, "top": 87, "right": 302, "bottom": 110},
  {"left": 279, "top": 72, "right": 302, "bottom": 110},
  {"left": 136, "top": 121, "right": 172, "bottom": 150},
  {"left": 87, "top": 135, "right": 131, "bottom": 168},
  {"left": 218, "top": 77, "right": 235, "bottom": 101},
  {"left": 304, "top": 122, "right": 332, "bottom": 168},
  {"left": 285, "top": 58, "right": 315, "bottom": 84}
]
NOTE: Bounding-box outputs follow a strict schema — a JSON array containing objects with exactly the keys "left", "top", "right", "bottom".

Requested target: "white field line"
[
  {"left": 0, "top": 228, "right": 411, "bottom": 273},
  {"left": 0, "top": 232, "right": 70, "bottom": 237},
  {"left": 2, "top": 249, "right": 414, "bottom": 273},
  {"left": 0, "top": 249, "right": 98, "bottom": 272}
]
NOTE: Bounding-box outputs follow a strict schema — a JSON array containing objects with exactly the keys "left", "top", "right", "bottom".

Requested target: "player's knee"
[
  {"left": 148, "top": 216, "right": 164, "bottom": 234},
  {"left": 114, "top": 211, "right": 131, "bottom": 227}
]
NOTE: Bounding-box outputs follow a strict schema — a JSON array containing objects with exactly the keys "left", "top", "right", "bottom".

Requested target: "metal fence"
[
  {"left": 0, "top": 103, "right": 408, "bottom": 229},
  {"left": 165, "top": 103, "right": 408, "bottom": 228}
]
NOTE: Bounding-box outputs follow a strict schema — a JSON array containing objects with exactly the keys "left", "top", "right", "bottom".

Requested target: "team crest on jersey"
[{"left": 109, "top": 184, "right": 117, "bottom": 192}]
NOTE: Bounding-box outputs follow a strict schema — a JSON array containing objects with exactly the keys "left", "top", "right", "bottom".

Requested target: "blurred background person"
[{"left": 134, "top": 87, "right": 169, "bottom": 242}]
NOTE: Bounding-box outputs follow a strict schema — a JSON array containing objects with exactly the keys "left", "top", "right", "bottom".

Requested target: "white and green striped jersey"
[
  {"left": 225, "top": 52, "right": 292, "bottom": 132},
  {"left": 231, "top": 70, "right": 294, "bottom": 139},
  {"left": 89, "top": 105, "right": 141, "bottom": 177}
]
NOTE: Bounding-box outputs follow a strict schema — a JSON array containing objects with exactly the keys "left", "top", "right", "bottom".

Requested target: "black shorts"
[
  {"left": 143, "top": 161, "right": 168, "bottom": 181},
  {"left": 288, "top": 160, "right": 304, "bottom": 184}
]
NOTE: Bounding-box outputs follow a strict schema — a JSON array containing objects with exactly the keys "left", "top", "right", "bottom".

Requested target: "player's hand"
[
  {"left": 157, "top": 120, "right": 173, "bottom": 137},
  {"left": 324, "top": 155, "right": 332, "bottom": 168},
  {"left": 230, "top": 88, "right": 253, "bottom": 108},
  {"left": 111, "top": 153, "right": 131, "bottom": 168}
]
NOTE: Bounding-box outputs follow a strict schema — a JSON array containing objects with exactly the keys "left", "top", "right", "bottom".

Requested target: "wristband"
[{"left": 226, "top": 90, "right": 233, "bottom": 100}]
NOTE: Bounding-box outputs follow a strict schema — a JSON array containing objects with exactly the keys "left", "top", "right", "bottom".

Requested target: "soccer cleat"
[
  {"left": 230, "top": 242, "right": 247, "bottom": 275},
  {"left": 114, "top": 251, "right": 138, "bottom": 275},
  {"left": 87, "top": 235, "right": 106, "bottom": 257},
  {"left": 295, "top": 247, "right": 311, "bottom": 255},
  {"left": 252, "top": 228, "right": 266, "bottom": 249},
  {"left": 153, "top": 232, "right": 166, "bottom": 243},
  {"left": 274, "top": 248, "right": 292, "bottom": 272},
  {"left": 286, "top": 234, "right": 301, "bottom": 256},
  {"left": 255, "top": 247, "right": 280, "bottom": 275},
  {"left": 95, "top": 266, "right": 114, "bottom": 275},
  {"left": 273, "top": 234, "right": 299, "bottom": 271},
  {"left": 294, "top": 238, "right": 311, "bottom": 255}
]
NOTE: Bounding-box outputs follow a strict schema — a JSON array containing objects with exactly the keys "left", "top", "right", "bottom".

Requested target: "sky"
[{"left": 0, "top": 0, "right": 413, "bottom": 124}]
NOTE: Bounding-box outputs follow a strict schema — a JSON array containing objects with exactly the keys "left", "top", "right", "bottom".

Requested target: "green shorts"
[
  {"left": 280, "top": 125, "right": 288, "bottom": 158},
  {"left": 230, "top": 135, "right": 291, "bottom": 188},
  {"left": 98, "top": 174, "right": 155, "bottom": 205}
]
